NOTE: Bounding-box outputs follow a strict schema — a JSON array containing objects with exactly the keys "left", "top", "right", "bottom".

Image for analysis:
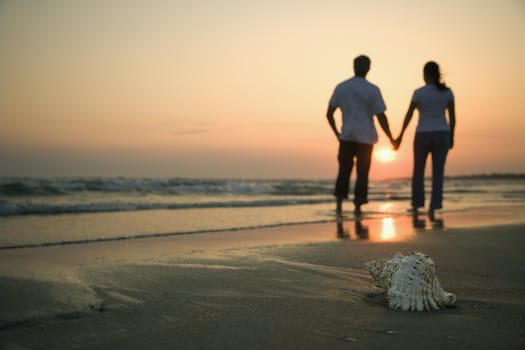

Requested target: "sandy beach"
[{"left": 1, "top": 206, "right": 525, "bottom": 349}]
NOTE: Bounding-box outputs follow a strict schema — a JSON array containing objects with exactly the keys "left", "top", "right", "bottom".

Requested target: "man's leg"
[
  {"left": 334, "top": 140, "right": 356, "bottom": 215},
  {"left": 354, "top": 143, "right": 373, "bottom": 214}
]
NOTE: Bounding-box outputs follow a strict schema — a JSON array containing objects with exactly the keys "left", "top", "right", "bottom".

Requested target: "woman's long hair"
[{"left": 424, "top": 61, "right": 448, "bottom": 91}]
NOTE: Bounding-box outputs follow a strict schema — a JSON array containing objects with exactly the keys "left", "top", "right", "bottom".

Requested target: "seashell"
[{"left": 364, "top": 251, "right": 456, "bottom": 311}]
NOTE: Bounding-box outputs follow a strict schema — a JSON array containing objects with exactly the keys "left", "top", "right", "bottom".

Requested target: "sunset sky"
[{"left": 1, "top": 0, "right": 524, "bottom": 179}]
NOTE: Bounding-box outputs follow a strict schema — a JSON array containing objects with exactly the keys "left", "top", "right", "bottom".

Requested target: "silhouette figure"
[
  {"left": 395, "top": 61, "right": 456, "bottom": 221},
  {"left": 327, "top": 55, "right": 396, "bottom": 216}
]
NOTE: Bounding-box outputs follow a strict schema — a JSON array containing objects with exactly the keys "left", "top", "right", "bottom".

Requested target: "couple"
[{"left": 327, "top": 55, "right": 456, "bottom": 220}]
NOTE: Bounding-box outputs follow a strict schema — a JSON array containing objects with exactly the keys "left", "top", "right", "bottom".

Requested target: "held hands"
[{"left": 391, "top": 136, "right": 402, "bottom": 151}]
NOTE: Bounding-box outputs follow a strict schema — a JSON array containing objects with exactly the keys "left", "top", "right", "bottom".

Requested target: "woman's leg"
[
  {"left": 412, "top": 133, "right": 429, "bottom": 209},
  {"left": 430, "top": 132, "right": 450, "bottom": 210}
]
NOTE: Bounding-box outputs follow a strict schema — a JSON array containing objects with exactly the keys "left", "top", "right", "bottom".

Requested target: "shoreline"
[
  {"left": 2, "top": 203, "right": 525, "bottom": 250},
  {"left": 1, "top": 206, "right": 525, "bottom": 349}
]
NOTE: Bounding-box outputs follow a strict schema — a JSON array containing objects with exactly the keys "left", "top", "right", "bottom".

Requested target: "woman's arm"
[
  {"left": 447, "top": 100, "right": 456, "bottom": 149},
  {"left": 396, "top": 102, "right": 417, "bottom": 148}
]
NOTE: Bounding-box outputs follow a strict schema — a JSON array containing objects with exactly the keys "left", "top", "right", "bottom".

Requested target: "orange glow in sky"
[{"left": 1, "top": 0, "right": 524, "bottom": 179}]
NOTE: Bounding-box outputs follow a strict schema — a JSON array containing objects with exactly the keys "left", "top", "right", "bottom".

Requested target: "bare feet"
[
  {"left": 407, "top": 207, "right": 419, "bottom": 214},
  {"left": 354, "top": 204, "right": 362, "bottom": 216},
  {"left": 428, "top": 208, "right": 435, "bottom": 221},
  {"left": 336, "top": 198, "right": 343, "bottom": 217}
]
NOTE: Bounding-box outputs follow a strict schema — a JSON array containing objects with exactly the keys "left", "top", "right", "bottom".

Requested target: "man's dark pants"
[{"left": 334, "top": 140, "right": 373, "bottom": 205}]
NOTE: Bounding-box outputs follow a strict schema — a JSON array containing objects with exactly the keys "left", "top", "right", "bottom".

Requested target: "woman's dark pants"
[{"left": 412, "top": 131, "right": 450, "bottom": 210}]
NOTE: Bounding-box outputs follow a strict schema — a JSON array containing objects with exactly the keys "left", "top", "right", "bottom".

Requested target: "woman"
[{"left": 396, "top": 61, "right": 456, "bottom": 220}]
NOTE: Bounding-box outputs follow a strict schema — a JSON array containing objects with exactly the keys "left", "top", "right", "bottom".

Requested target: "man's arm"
[
  {"left": 326, "top": 105, "right": 340, "bottom": 140},
  {"left": 375, "top": 112, "right": 395, "bottom": 146}
]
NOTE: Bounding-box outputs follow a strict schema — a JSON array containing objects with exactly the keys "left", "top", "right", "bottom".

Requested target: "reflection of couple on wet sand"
[
  {"left": 327, "top": 55, "right": 456, "bottom": 222},
  {"left": 337, "top": 219, "right": 369, "bottom": 240}
]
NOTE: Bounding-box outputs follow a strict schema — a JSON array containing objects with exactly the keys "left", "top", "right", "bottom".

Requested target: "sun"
[{"left": 374, "top": 148, "right": 396, "bottom": 162}]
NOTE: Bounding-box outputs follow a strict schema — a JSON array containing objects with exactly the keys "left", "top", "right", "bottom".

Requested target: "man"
[{"left": 327, "top": 55, "right": 395, "bottom": 216}]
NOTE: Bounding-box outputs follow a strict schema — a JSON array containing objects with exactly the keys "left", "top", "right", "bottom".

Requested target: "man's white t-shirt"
[
  {"left": 412, "top": 84, "right": 454, "bottom": 132},
  {"left": 329, "top": 77, "right": 386, "bottom": 144}
]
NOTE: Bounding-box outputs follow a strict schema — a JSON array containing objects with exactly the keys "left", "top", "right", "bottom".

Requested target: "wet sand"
[{"left": 1, "top": 206, "right": 525, "bottom": 349}]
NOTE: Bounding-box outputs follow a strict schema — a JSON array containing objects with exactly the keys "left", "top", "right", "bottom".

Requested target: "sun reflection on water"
[
  {"left": 380, "top": 217, "right": 396, "bottom": 240},
  {"left": 336, "top": 214, "right": 419, "bottom": 242}
]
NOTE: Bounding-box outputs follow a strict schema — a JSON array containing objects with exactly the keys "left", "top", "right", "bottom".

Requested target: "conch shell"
[{"left": 364, "top": 251, "right": 456, "bottom": 311}]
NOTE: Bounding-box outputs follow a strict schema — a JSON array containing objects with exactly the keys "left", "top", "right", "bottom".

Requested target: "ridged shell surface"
[{"left": 364, "top": 251, "right": 456, "bottom": 311}]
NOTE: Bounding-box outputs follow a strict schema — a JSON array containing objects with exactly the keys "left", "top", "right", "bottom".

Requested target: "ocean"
[{"left": 1, "top": 175, "right": 524, "bottom": 248}]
